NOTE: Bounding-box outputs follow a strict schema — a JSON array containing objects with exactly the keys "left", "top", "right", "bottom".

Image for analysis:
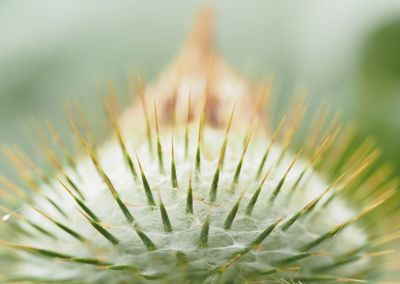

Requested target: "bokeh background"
[{"left": 1, "top": 0, "right": 400, "bottom": 180}]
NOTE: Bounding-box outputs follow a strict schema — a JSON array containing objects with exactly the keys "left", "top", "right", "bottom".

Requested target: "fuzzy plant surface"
[{"left": 0, "top": 9, "right": 399, "bottom": 284}]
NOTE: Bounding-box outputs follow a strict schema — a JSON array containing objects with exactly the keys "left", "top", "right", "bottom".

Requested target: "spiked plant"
[{"left": 1, "top": 9, "right": 399, "bottom": 284}]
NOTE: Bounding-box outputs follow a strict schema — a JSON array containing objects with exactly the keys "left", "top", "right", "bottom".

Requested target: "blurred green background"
[{"left": 1, "top": 0, "right": 400, "bottom": 178}]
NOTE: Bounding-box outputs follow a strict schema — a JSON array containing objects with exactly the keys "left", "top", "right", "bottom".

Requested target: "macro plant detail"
[{"left": 0, "top": 9, "right": 399, "bottom": 284}]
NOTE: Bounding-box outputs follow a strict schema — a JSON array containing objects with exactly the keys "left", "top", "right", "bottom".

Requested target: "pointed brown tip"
[
  {"left": 121, "top": 7, "right": 256, "bottom": 135},
  {"left": 183, "top": 8, "right": 214, "bottom": 58}
]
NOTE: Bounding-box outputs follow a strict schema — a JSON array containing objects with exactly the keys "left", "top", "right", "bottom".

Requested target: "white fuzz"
[{"left": 15, "top": 126, "right": 368, "bottom": 283}]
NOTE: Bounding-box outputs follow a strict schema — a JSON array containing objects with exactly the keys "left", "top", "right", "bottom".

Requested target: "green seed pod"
[{"left": 0, "top": 9, "right": 399, "bottom": 284}]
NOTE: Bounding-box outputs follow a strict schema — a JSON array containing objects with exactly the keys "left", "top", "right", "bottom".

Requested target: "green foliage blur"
[{"left": 358, "top": 19, "right": 400, "bottom": 174}]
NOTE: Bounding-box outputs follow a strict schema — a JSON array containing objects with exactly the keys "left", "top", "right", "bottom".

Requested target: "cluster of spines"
[{"left": 0, "top": 81, "right": 399, "bottom": 283}]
